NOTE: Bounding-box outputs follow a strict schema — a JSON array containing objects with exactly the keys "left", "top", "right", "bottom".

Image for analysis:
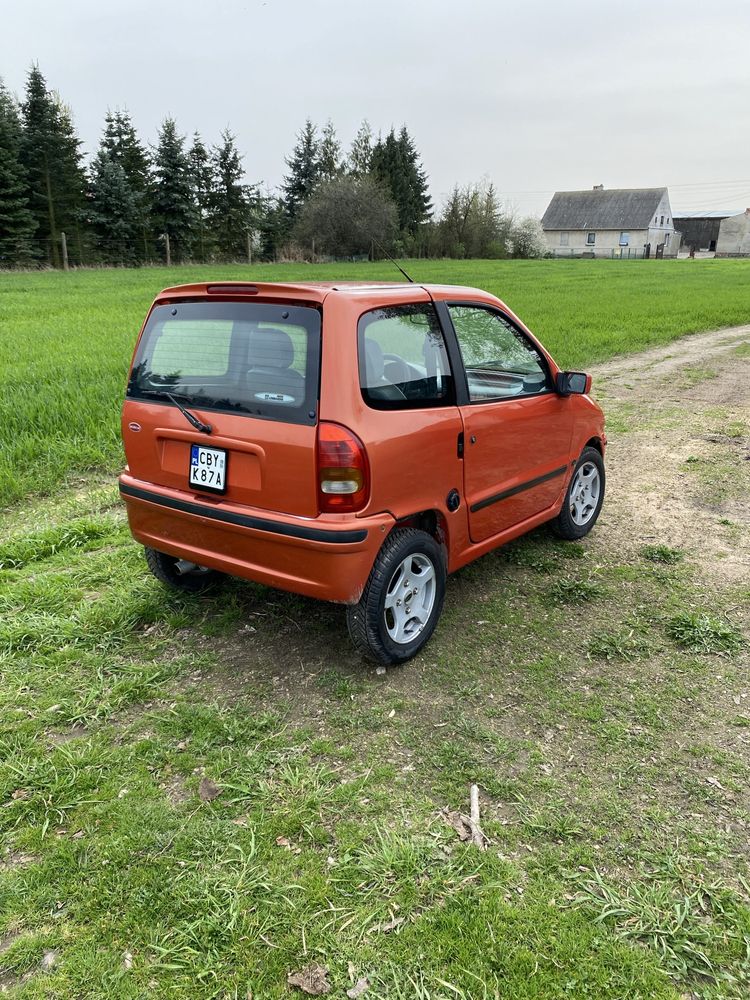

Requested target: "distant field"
[{"left": 2, "top": 258, "right": 749, "bottom": 507}]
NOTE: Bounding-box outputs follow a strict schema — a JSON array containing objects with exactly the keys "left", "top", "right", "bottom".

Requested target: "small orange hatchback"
[{"left": 120, "top": 280, "right": 606, "bottom": 665}]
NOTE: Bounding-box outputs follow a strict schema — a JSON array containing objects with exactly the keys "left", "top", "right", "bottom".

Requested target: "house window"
[
  {"left": 619, "top": 232, "right": 630, "bottom": 246},
  {"left": 665, "top": 232, "right": 670, "bottom": 246},
  {"left": 586, "top": 232, "right": 596, "bottom": 245},
  {"left": 660, "top": 215, "right": 664, "bottom": 225},
  {"left": 559, "top": 232, "right": 569, "bottom": 246}
]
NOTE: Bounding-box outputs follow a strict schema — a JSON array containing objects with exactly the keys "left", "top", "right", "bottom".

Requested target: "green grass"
[
  {"left": 641, "top": 544, "right": 684, "bottom": 565},
  {"left": 1, "top": 479, "right": 748, "bottom": 997},
  {"left": 2, "top": 260, "right": 750, "bottom": 996},
  {"left": 666, "top": 612, "right": 745, "bottom": 655},
  {"left": 2, "top": 258, "right": 750, "bottom": 507}
]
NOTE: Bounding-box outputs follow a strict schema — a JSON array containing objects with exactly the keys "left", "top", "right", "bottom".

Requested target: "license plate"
[{"left": 189, "top": 444, "right": 227, "bottom": 494}]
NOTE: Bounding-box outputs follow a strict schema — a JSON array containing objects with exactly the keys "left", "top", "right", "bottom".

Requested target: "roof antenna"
[{"left": 370, "top": 235, "right": 414, "bottom": 283}]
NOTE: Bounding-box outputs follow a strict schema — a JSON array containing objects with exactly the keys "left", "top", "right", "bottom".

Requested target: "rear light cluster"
[{"left": 317, "top": 422, "right": 370, "bottom": 513}]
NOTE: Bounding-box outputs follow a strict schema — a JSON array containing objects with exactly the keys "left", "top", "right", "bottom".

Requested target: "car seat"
[{"left": 245, "top": 327, "right": 305, "bottom": 405}]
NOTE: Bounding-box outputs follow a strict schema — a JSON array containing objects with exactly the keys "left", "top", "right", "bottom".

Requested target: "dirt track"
[{"left": 591, "top": 324, "right": 750, "bottom": 585}]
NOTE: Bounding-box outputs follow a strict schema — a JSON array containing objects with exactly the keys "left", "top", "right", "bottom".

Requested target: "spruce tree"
[
  {"left": 257, "top": 193, "right": 288, "bottom": 262},
  {"left": 19, "top": 66, "right": 86, "bottom": 266},
  {"left": 0, "top": 81, "right": 36, "bottom": 265},
  {"left": 189, "top": 132, "right": 215, "bottom": 261},
  {"left": 318, "top": 119, "right": 342, "bottom": 181},
  {"left": 208, "top": 130, "right": 256, "bottom": 260},
  {"left": 348, "top": 119, "right": 373, "bottom": 177},
  {"left": 100, "top": 109, "right": 151, "bottom": 259},
  {"left": 281, "top": 119, "right": 320, "bottom": 223},
  {"left": 396, "top": 126, "right": 432, "bottom": 232},
  {"left": 151, "top": 117, "right": 195, "bottom": 263},
  {"left": 371, "top": 126, "right": 432, "bottom": 238},
  {"left": 101, "top": 110, "right": 150, "bottom": 194},
  {"left": 88, "top": 150, "right": 139, "bottom": 264}
]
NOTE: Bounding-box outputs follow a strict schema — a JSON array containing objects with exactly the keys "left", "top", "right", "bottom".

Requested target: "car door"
[{"left": 446, "top": 303, "right": 574, "bottom": 544}]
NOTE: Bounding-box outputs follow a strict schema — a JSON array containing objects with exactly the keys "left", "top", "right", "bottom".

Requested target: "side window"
[
  {"left": 448, "top": 306, "right": 550, "bottom": 402},
  {"left": 358, "top": 304, "right": 454, "bottom": 409}
]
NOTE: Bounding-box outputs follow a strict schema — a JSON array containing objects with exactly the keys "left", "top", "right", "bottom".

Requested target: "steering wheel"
[{"left": 382, "top": 353, "right": 412, "bottom": 384}]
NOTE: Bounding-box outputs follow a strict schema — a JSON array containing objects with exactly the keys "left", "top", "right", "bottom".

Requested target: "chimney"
[{"left": 593, "top": 184, "right": 604, "bottom": 191}]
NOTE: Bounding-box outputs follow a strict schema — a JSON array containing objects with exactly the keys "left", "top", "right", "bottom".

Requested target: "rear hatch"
[{"left": 122, "top": 297, "right": 322, "bottom": 517}]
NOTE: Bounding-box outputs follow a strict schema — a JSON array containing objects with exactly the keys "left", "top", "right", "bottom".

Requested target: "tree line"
[{"left": 0, "top": 65, "right": 546, "bottom": 269}]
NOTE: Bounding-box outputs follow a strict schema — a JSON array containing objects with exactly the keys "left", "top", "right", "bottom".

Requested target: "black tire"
[
  {"left": 551, "top": 446, "right": 605, "bottom": 540},
  {"left": 144, "top": 546, "right": 221, "bottom": 593},
  {"left": 347, "top": 528, "right": 446, "bottom": 666}
]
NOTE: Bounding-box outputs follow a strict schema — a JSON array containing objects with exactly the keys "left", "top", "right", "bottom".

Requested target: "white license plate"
[{"left": 189, "top": 444, "right": 227, "bottom": 494}]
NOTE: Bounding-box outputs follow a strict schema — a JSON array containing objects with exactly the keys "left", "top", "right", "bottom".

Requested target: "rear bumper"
[{"left": 119, "top": 475, "right": 394, "bottom": 603}]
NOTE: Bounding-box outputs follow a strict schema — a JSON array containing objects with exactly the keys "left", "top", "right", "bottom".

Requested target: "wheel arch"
[
  {"left": 583, "top": 435, "right": 604, "bottom": 456},
  {"left": 392, "top": 508, "right": 450, "bottom": 561}
]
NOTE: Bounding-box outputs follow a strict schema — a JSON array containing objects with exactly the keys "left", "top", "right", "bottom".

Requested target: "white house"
[
  {"left": 541, "top": 186, "right": 680, "bottom": 258},
  {"left": 715, "top": 209, "right": 750, "bottom": 257}
]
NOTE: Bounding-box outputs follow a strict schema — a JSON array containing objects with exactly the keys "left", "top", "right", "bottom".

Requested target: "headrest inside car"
[{"left": 248, "top": 327, "right": 294, "bottom": 369}]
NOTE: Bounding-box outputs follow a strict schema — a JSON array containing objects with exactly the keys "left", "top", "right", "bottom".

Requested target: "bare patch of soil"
[
  {"left": 46, "top": 725, "right": 88, "bottom": 746},
  {"left": 593, "top": 324, "right": 750, "bottom": 585},
  {"left": 0, "top": 850, "right": 40, "bottom": 872},
  {"left": 162, "top": 774, "right": 191, "bottom": 806}
]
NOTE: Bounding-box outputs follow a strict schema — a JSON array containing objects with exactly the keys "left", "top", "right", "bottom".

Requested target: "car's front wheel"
[
  {"left": 144, "top": 547, "right": 222, "bottom": 593},
  {"left": 551, "top": 446, "right": 605, "bottom": 540},
  {"left": 347, "top": 528, "right": 446, "bottom": 666}
]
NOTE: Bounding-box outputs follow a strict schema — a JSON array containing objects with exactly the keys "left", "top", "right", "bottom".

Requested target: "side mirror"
[{"left": 556, "top": 371, "right": 591, "bottom": 396}]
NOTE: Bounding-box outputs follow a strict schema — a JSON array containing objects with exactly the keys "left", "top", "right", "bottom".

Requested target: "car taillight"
[{"left": 317, "top": 422, "right": 370, "bottom": 514}]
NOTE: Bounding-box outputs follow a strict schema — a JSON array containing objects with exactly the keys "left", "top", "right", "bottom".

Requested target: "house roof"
[
  {"left": 672, "top": 210, "right": 740, "bottom": 220},
  {"left": 541, "top": 188, "right": 667, "bottom": 231}
]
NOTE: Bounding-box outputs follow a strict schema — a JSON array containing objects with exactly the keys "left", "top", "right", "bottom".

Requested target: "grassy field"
[
  {"left": 1, "top": 261, "right": 749, "bottom": 998},
  {"left": 2, "top": 257, "right": 750, "bottom": 508}
]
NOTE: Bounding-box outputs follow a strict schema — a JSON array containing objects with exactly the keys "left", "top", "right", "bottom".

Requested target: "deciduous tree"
[{"left": 293, "top": 174, "right": 397, "bottom": 258}]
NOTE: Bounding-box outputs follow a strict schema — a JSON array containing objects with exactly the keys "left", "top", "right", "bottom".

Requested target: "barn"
[
  {"left": 672, "top": 210, "right": 738, "bottom": 254},
  {"left": 715, "top": 209, "right": 750, "bottom": 257},
  {"left": 541, "top": 186, "right": 680, "bottom": 258}
]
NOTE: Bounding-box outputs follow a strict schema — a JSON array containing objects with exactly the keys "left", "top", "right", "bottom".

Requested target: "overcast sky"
[{"left": 2, "top": 0, "right": 749, "bottom": 217}]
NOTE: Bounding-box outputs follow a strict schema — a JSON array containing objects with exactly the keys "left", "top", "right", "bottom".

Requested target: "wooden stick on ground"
[{"left": 468, "top": 783, "right": 489, "bottom": 850}]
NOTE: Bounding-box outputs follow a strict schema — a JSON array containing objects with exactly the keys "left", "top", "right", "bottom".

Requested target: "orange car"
[{"left": 120, "top": 281, "right": 605, "bottom": 665}]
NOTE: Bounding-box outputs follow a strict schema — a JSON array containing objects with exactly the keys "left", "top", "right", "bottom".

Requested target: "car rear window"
[{"left": 127, "top": 300, "right": 321, "bottom": 425}]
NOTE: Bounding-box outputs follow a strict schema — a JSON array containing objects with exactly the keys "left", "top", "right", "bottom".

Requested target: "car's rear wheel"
[
  {"left": 551, "top": 447, "right": 605, "bottom": 540},
  {"left": 144, "top": 547, "right": 221, "bottom": 593},
  {"left": 347, "top": 528, "right": 446, "bottom": 666}
]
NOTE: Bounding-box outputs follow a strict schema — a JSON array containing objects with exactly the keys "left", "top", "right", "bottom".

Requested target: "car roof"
[{"left": 155, "top": 280, "right": 503, "bottom": 308}]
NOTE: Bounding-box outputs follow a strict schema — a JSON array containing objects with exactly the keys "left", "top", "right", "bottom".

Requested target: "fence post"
[
  {"left": 164, "top": 233, "right": 171, "bottom": 267},
  {"left": 61, "top": 232, "right": 69, "bottom": 271},
  {"left": 246, "top": 231, "right": 253, "bottom": 265}
]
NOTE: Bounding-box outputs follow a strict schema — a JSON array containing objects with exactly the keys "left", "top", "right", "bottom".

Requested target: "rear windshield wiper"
[{"left": 136, "top": 388, "right": 212, "bottom": 434}]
